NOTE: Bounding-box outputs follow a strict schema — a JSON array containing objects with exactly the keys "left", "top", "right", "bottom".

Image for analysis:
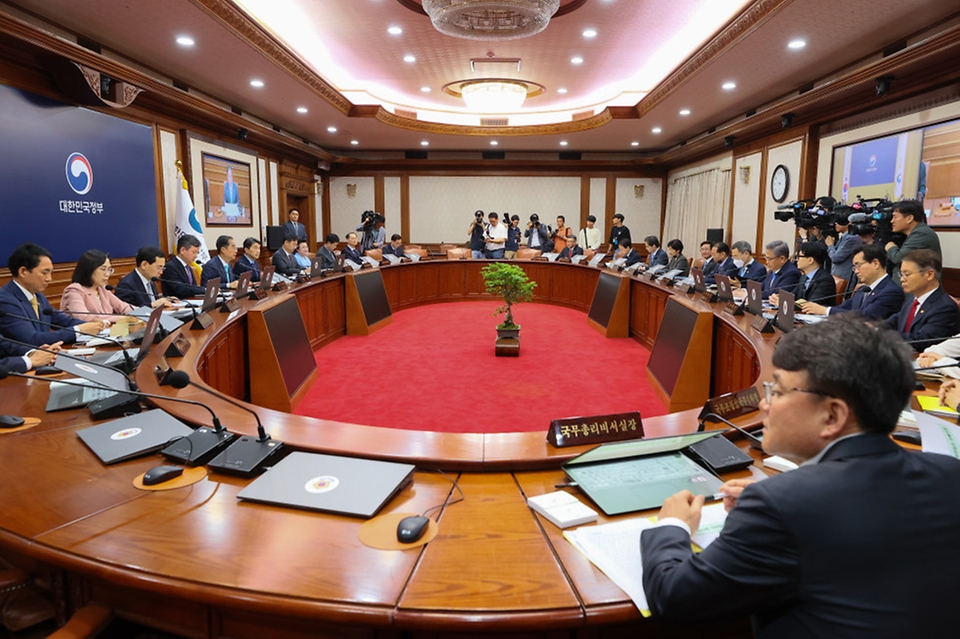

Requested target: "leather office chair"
[
  {"left": 692, "top": 258, "right": 704, "bottom": 270},
  {"left": 446, "top": 248, "right": 470, "bottom": 260},
  {"left": 832, "top": 275, "right": 847, "bottom": 306},
  {"left": 515, "top": 248, "right": 541, "bottom": 260},
  {"left": 405, "top": 247, "right": 428, "bottom": 258},
  {"left": 365, "top": 248, "right": 383, "bottom": 262},
  {"left": 582, "top": 249, "right": 596, "bottom": 262},
  {"left": 438, "top": 243, "right": 458, "bottom": 256}
]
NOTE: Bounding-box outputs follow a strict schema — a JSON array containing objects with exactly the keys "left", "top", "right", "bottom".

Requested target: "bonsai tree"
[{"left": 481, "top": 263, "right": 536, "bottom": 328}]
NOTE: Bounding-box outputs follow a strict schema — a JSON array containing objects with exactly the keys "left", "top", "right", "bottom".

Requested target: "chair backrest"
[
  {"left": 366, "top": 248, "right": 383, "bottom": 262},
  {"left": 583, "top": 248, "right": 596, "bottom": 261},
  {"left": 446, "top": 248, "right": 471, "bottom": 260},
  {"left": 404, "top": 244, "right": 421, "bottom": 250},
  {"left": 832, "top": 275, "right": 847, "bottom": 306},
  {"left": 438, "top": 243, "right": 459, "bottom": 255},
  {"left": 516, "top": 248, "right": 541, "bottom": 260},
  {"left": 692, "top": 257, "right": 704, "bottom": 270},
  {"left": 405, "top": 247, "right": 428, "bottom": 258}
]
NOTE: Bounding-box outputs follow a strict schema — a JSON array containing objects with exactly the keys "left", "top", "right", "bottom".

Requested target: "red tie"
[{"left": 903, "top": 298, "right": 920, "bottom": 333}]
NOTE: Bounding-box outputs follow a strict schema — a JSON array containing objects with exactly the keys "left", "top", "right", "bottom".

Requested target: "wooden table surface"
[{"left": 0, "top": 261, "right": 772, "bottom": 638}]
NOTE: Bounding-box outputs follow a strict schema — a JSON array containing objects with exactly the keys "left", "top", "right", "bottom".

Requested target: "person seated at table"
[
  {"left": 664, "top": 239, "right": 689, "bottom": 277},
  {"left": 318, "top": 233, "right": 339, "bottom": 270},
  {"left": 0, "top": 332, "right": 61, "bottom": 374},
  {"left": 201, "top": 235, "right": 239, "bottom": 289},
  {"left": 341, "top": 232, "right": 365, "bottom": 268},
  {"left": 116, "top": 246, "right": 177, "bottom": 308},
  {"left": 770, "top": 242, "right": 836, "bottom": 311},
  {"left": 0, "top": 243, "right": 104, "bottom": 346},
  {"left": 698, "top": 241, "right": 717, "bottom": 278},
  {"left": 704, "top": 241, "right": 736, "bottom": 285},
  {"left": 643, "top": 236, "right": 668, "bottom": 269},
  {"left": 558, "top": 236, "right": 583, "bottom": 260},
  {"left": 271, "top": 233, "right": 302, "bottom": 277},
  {"left": 61, "top": 250, "right": 134, "bottom": 322},
  {"left": 640, "top": 314, "right": 960, "bottom": 637},
  {"left": 760, "top": 240, "right": 800, "bottom": 300},
  {"left": 801, "top": 244, "right": 902, "bottom": 320},
  {"left": 383, "top": 234, "right": 407, "bottom": 259},
  {"left": 163, "top": 234, "right": 206, "bottom": 299},
  {"left": 232, "top": 237, "right": 261, "bottom": 282},
  {"left": 620, "top": 239, "right": 642, "bottom": 269},
  {"left": 885, "top": 249, "right": 958, "bottom": 350},
  {"left": 730, "top": 241, "right": 766, "bottom": 283},
  {"left": 294, "top": 240, "right": 312, "bottom": 270}
]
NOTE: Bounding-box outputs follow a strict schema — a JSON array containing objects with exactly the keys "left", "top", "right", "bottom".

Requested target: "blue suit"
[
  {"left": 0, "top": 335, "right": 30, "bottom": 373},
  {"left": 734, "top": 259, "right": 766, "bottom": 283},
  {"left": 647, "top": 248, "right": 668, "bottom": 268},
  {"left": 760, "top": 260, "right": 801, "bottom": 300},
  {"left": 383, "top": 244, "right": 406, "bottom": 258},
  {"left": 201, "top": 257, "right": 232, "bottom": 287},
  {"left": 623, "top": 249, "right": 643, "bottom": 268},
  {"left": 115, "top": 270, "right": 160, "bottom": 307},
  {"left": 827, "top": 233, "right": 863, "bottom": 284},
  {"left": 0, "top": 282, "right": 82, "bottom": 346},
  {"left": 161, "top": 257, "right": 205, "bottom": 299},
  {"left": 828, "top": 275, "right": 903, "bottom": 321},
  {"left": 232, "top": 255, "right": 261, "bottom": 282},
  {"left": 886, "top": 287, "right": 959, "bottom": 350},
  {"left": 700, "top": 258, "right": 718, "bottom": 280},
  {"left": 705, "top": 256, "right": 737, "bottom": 285},
  {"left": 282, "top": 220, "right": 307, "bottom": 243},
  {"left": 341, "top": 246, "right": 364, "bottom": 268}
]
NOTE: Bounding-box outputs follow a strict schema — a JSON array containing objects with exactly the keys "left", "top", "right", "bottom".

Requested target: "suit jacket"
[
  {"left": 383, "top": 244, "right": 406, "bottom": 258},
  {"left": 318, "top": 246, "right": 337, "bottom": 270},
  {"left": 282, "top": 220, "right": 307, "bottom": 242},
  {"left": 115, "top": 270, "right": 160, "bottom": 307},
  {"left": 664, "top": 254, "right": 689, "bottom": 277},
  {"left": 232, "top": 255, "right": 261, "bottom": 282},
  {"left": 885, "top": 286, "right": 959, "bottom": 349},
  {"left": 201, "top": 257, "right": 233, "bottom": 287},
  {"left": 623, "top": 249, "right": 643, "bottom": 268},
  {"left": 827, "top": 233, "right": 863, "bottom": 283},
  {"left": 558, "top": 246, "right": 584, "bottom": 260},
  {"left": 341, "top": 246, "right": 365, "bottom": 268},
  {"left": 734, "top": 259, "right": 766, "bottom": 282},
  {"left": 60, "top": 283, "right": 132, "bottom": 321},
  {"left": 647, "top": 248, "right": 669, "bottom": 268},
  {"left": 829, "top": 275, "right": 903, "bottom": 321},
  {"left": 0, "top": 337, "right": 30, "bottom": 374},
  {"left": 705, "top": 256, "right": 737, "bottom": 285},
  {"left": 760, "top": 260, "right": 801, "bottom": 300},
  {"left": 0, "top": 282, "right": 82, "bottom": 346},
  {"left": 162, "top": 257, "right": 205, "bottom": 299},
  {"left": 794, "top": 267, "right": 836, "bottom": 305},
  {"left": 641, "top": 434, "right": 960, "bottom": 638},
  {"left": 524, "top": 225, "right": 550, "bottom": 250},
  {"left": 272, "top": 249, "right": 301, "bottom": 277},
  {"left": 700, "top": 257, "right": 718, "bottom": 279}
]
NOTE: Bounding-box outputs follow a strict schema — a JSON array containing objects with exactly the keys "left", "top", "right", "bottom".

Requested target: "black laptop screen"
[
  {"left": 647, "top": 298, "right": 699, "bottom": 395},
  {"left": 262, "top": 296, "right": 316, "bottom": 395}
]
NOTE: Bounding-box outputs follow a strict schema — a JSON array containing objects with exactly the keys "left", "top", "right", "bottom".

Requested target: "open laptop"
[
  {"left": 260, "top": 265, "right": 275, "bottom": 291},
  {"left": 76, "top": 409, "right": 194, "bottom": 464},
  {"left": 201, "top": 277, "right": 221, "bottom": 313},
  {"left": 746, "top": 279, "right": 763, "bottom": 315},
  {"left": 776, "top": 289, "right": 796, "bottom": 333},
  {"left": 691, "top": 267, "right": 705, "bottom": 292},
  {"left": 563, "top": 431, "right": 725, "bottom": 516},
  {"left": 88, "top": 306, "right": 164, "bottom": 368},
  {"left": 233, "top": 270, "right": 252, "bottom": 298},
  {"left": 715, "top": 274, "right": 734, "bottom": 302},
  {"left": 236, "top": 451, "right": 415, "bottom": 518},
  {"left": 310, "top": 257, "right": 325, "bottom": 278},
  {"left": 47, "top": 354, "right": 132, "bottom": 412}
]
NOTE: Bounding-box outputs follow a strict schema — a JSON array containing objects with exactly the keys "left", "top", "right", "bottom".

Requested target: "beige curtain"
[{"left": 662, "top": 168, "right": 731, "bottom": 255}]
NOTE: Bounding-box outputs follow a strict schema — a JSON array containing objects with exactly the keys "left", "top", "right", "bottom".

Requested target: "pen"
[{"left": 706, "top": 492, "right": 731, "bottom": 502}]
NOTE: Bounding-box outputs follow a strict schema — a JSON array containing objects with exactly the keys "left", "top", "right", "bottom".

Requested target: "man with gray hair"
[
  {"left": 730, "top": 240, "right": 765, "bottom": 282},
  {"left": 760, "top": 240, "right": 800, "bottom": 300}
]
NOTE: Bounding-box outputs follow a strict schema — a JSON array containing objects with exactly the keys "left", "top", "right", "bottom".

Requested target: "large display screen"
[{"left": 0, "top": 84, "right": 158, "bottom": 263}]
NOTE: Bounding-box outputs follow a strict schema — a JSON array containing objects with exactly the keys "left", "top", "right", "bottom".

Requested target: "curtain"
[{"left": 662, "top": 168, "right": 731, "bottom": 255}]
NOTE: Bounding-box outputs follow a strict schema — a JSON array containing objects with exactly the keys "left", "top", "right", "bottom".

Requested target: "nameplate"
[
  {"left": 272, "top": 281, "right": 289, "bottom": 292},
  {"left": 723, "top": 300, "right": 744, "bottom": 316},
  {"left": 190, "top": 312, "right": 214, "bottom": 330},
  {"left": 249, "top": 287, "right": 268, "bottom": 300},
  {"left": 220, "top": 298, "right": 240, "bottom": 313},
  {"left": 547, "top": 411, "right": 643, "bottom": 448},
  {"left": 700, "top": 290, "right": 718, "bottom": 303},
  {"left": 164, "top": 333, "right": 191, "bottom": 358},
  {"left": 698, "top": 387, "right": 761, "bottom": 421},
  {"left": 750, "top": 314, "right": 775, "bottom": 333},
  {"left": 154, "top": 357, "right": 173, "bottom": 385}
]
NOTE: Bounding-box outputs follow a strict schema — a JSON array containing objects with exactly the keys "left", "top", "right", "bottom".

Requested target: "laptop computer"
[
  {"left": 260, "top": 266, "right": 275, "bottom": 291},
  {"left": 563, "top": 431, "right": 725, "bottom": 516},
  {"left": 776, "top": 289, "right": 796, "bottom": 333},
  {"left": 310, "top": 257, "right": 325, "bottom": 278},
  {"left": 715, "top": 274, "right": 734, "bottom": 302},
  {"left": 201, "top": 277, "right": 221, "bottom": 313},
  {"left": 233, "top": 270, "right": 252, "bottom": 299},
  {"left": 746, "top": 279, "right": 763, "bottom": 315},
  {"left": 76, "top": 409, "right": 194, "bottom": 464},
  {"left": 691, "top": 267, "right": 705, "bottom": 292},
  {"left": 89, "top": 306, "right": 164, "bottom": 368},
  {"left": 236, "top": 451, "right": 415, "bottom": 518},
  {"left": 47, "top": 354, "right": 132, "bottom": 412}
]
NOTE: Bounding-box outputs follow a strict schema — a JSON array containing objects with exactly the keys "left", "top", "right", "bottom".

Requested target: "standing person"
[
  {"left": 282, "top": 208, "right": 308, "bottom": 243},
  {"left": 468, "top": 210, "right": 487, "bottom": 259},
  {"left": 578, "top": 215, "right": 602, "bottom": 252},
  {"left": 504, "top": 215, "right": 522, "bottom": 259},
  {"left": 551, "top": 215, "right": 573, "bottom": 253},
  {"left": 524, "top": 214, "right": 550, "bottom": 251},
  {"left": 232, "top": 237, "right": 262, "bottom": 283},
  {"left": 884, "top": 199, "right": 941, "bottom": 285},
  {"left": 608, "top": 213, "right": 630, "bottom": 255},
  {"left": 484, "top": 212, "right": 507, "bottom": 259},
  {"left": 116, "top": 246, "right": 177, "bottom": 308},
  {"left": 61, "top": 250, "right": 134, "bottom": 322},
  {"left": 640, "top": 314, "right": 960, "bottom": 637}
]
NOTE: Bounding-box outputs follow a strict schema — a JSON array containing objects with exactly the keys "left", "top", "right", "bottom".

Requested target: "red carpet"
[{"left": 294, "top": 301, "right": 668, "bottom": 433}]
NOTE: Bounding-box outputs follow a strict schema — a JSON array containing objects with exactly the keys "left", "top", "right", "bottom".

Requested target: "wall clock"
[{"left": 771, "top": 164, "right": 789, "bottom": 203}]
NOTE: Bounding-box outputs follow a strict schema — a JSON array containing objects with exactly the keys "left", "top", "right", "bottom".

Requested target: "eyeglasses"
[
  {"left": 98, "top": 266, "right": 115, "bottom": 275},
  {"left": 899, "top": 268, "right": 930, "bottom": 279},
  {"left": 763, "top": 381, "right": 834, "bottom": 405},
  {"left": 852, "top": 260, "right": 867, "bottom": 270}
]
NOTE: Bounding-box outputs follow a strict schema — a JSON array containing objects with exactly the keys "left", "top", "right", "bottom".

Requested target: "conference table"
[{"left": 0, "top": 260, "right": 777, "bottom": 638}]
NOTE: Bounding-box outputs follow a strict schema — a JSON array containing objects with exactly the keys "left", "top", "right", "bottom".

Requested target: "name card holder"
[
  {"left": 272, "top": 281, "right": 289, "bottom": 292},
  {"left": 547, "top": 411, "right": 643, "bottom": 448},
  {"left": 723, "top": 300, "right": 744, "bottom": 316},
  {"left": 154, "top": 357, "right": 173, "bottom": 385},
  {"left": 164, "top": 332, "right": 191, "bottom": 358},
  {"left": 750, "top": 314, "right": 775, "bottom": 333},
  {"left": 700, "top": 290, "right": 718, "bottom": 303},
  {"left": 248, "top": 287, "right": 268, "bottom": 300},
  {"left": 190, "top": 312, "right": 214, "bottom": 330},
  {"left": 698, "top": 387, "right": 761, "bottom": 422},
  {"left": 220, "top": 298, "right": 240, "bottom": 313}
]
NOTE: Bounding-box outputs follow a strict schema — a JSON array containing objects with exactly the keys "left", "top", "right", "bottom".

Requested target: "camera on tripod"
[
  {"left": 774, "top": 199, "right": 838, "bottom": 237},
  {"left": 361, "top": 210, "right": 384, "bottom": 229},
  {"left": 844, "top": 197, "right": 900, "bottom": 245}
]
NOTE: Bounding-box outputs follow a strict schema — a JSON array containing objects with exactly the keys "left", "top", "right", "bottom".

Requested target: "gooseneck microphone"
[
  {"left": 699, "top": 412, "right": 764, "bottom": 450},
  {"left": 166, "top": 370, "right": 283, "bottom": 476},
  {"left": 56, "top": 306, "right": 170, "bottom": 340},
  {"left": 38, "top": 308, "right": 137, "bottom": 372}
]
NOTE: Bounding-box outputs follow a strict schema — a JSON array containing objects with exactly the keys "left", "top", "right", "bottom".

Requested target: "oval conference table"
[{"left": 0, "top": 260, "right": 777, "bottom": 639}]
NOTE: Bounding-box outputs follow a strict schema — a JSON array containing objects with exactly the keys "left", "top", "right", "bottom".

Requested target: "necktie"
[
  {"left": 904, "top": 298, "right": 920, "bottom": 333},
  {"left": 224, "top": 261, "right": 230, "bottom": 284},
  {"left": 804, "top": 276, "right": 811, "bottom": 293},
  {"left": 186, "top": 263, "right": 194, "bottom": 285},
  {"left": 740, "top": 266, "right": 746, "bottom": 277},
  {"left": 857, "top": 285, "right": 871, "bottom": 310},
  {"left": 770, "top": 272, "right": 776, "bottom": 286},
  {"left": 150, "top": 281, "right": 158, "bottom": 302},
  {"left": 29, "top": 295, "right": 39, "bottom": 319}
]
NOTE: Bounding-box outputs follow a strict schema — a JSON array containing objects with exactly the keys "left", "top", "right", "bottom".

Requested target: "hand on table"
[{"left": 657, "top": 490, "right": 705, "bottom": 535}]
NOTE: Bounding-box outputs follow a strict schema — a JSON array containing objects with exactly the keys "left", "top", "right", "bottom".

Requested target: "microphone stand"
[{"left": 700, "top": 412, "right": 764, "bottom": 450}]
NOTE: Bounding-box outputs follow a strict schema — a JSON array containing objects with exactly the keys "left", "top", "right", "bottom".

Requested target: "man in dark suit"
[
  {"left": 759, "top": 240, "right": 801, "bottom": 300},
  {"left": 232, "top": 237, "right": 262, "bottom": 283},
  {"left": 698, "top": 241, "right": 717, "bottom": 279},
  {"left": 271, "top": 233, "right": 302, "bottom": 277},
  {"left": 620, "top": 239, "right": 642, "bottom": 269},
  {"left": 281, "top": 208, "right": 308, "bottom": 243},
  {"left": 885, "top": 248, "right": 958, "bottom": 350},
  {"left": 201, "top": 235, "right": 239, "bottom": 288},
  {"left": 116, "top": 246, "right": 176, "bottom": 308},
  {"left": 162, "top": 235, "right": 206, "bottom": 299},
  {"left": 640, "top": 314, "right": 960, "bottom": 637},
  {"left": 730, "top": 241, "right": 766, "bottom": 282},
  {"left": 318, "top": 233, "right": 340, "bottom": 270},
  {"left": 557, "top": 236, "right": 584, "bottom": 260},
  {"left": 383, "top": 233, "right": 408, "bottom": 259},
  {"left": 705, "top": 241, "right": 737, "bottom": 285},
  {"left": 643, "top": 236, "right": 668, "bottom": 268},
  {"left": 0, "top": 331, "right": 60, "bottom": 374},
  {"left": 0, "top": 243, "right": 103, "bottom": 346},
  {"left": 801, "top": 244, "right": 903, "bottom": 320},
  {"left": 771, "top": 242, "right": 836, "bottom": 308}
]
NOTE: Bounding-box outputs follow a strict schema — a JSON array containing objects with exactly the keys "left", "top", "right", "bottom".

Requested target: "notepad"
[
  {"left": 527, "top": 491, "right": 598, "bottom": 529},
  {"left": 917, "top": 395, "right": 958, "bottom": 418}
]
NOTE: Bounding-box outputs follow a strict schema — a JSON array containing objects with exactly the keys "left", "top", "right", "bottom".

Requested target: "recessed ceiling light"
[
  {"left": 249, "top": 79, "right": 264, "bottom": 88},
  {"left": 722, "top": 81, "right": 736, "bottom": 90},
  {"left": 327, "top": 126, "right": 337, "bottom": 133},
  {"left": 351, "top": 140, "right": 359, "bottom": 146},
  {"left": 679, "top": 109, "right": 691, "bottom": 116},
  {"left": 421, "top": 86, "right": 431, "bottom": 93},
  {"left": 490, "top": 140, "right": 498, "bottom": 146},
  {"left": 788, "top": 39, "right": 806, "bottom": 49},
  {"left": 631, "top": 141, "right": 640, "bottom": 147},
  {"left": 582, "top": 29, "right": 597, "bottom": 38},
  {"left": 557, "top": 87, "right": 568, "bottom": 94},
  {"left": 420, "top": 140, "right": 429, "bottom": 146},
  {"left": 176, "top": 36, "right": 195, "bottom": 47},
  {"left": 387, "top": 26, "right": 403, "bottom": 35},
  {"left": 652, "top": 127, "right": 662, "bottom": 134},
  {"left": 403, "top": 54, "right": 416, "bottom": 63},
  {"left": 571, "top": 56, "right": 584, "bottom": 65},
  {"left": 296, "top": 107, "right": 308, "bottom": 114},
  {"left": 560, "top": 141, "right": 569, "bottom": 146}
]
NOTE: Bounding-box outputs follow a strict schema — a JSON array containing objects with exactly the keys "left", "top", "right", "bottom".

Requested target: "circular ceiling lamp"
[
  {"left": 422, "top": 0, "right": 561, "bottom": 41},
  {"left": 444, "top": 79, "right": 544, "bottom": 113}
]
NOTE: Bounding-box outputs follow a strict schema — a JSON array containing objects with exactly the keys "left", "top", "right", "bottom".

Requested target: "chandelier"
[
  {"left": 422, "top": 0, "right": 561, "bottom": 41},
  {"left": 460, "top": 80, "right": 529, "bottom": 112}
]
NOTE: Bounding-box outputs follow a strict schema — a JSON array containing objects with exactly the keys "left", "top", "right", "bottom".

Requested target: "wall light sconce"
[
  {"left": 634, "top": 184, "right": 645, "bottom": 199},
  {"left": 740, "top": 166, "right": 751, "bottom": 185},
  {"left": 346, "top": 183, "right": 357, "bottom": 198}
]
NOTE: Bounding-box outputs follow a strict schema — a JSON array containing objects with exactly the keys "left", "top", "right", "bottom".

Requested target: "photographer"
[
  {"left": 551, "top": 215, "right": 573, "bottom": 253},
  {"left": 825, "top": 212, "right": 863, "bottom": 284},
  {"left": 504, "top": 214, "right": 521, "bottom": 259},
  {"left": 884, "top": 199, "right": 941, "bottom": 285},
  {"left": 468, "top": 210, "right": 487, "bottom": 259},
  {"left": 356, "top": 210, "right": 386, "bottom": 253},
  {"left": 484, "top": 212, "right": 507, "bottom": 259},
  {"left": 524, "top": 213, "right": 550, "bottom": 251}
]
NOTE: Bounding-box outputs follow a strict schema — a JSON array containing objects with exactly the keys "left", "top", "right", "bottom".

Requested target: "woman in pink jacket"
[{"left": 61, "top": 250, "right": 133, "bottom": 322}]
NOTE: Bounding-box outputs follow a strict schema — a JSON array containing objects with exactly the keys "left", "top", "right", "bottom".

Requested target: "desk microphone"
[
  {"left": 166, "top": 371, "right": 284, "bottom": 475},
  {"left": 0, "top": 334, "right": 136, "bottom": 388},
  {"left": 47, "top": 307, "right": 169, "bottom": 342},
  {"left": 699, "top": 412, "right": 764, "bottom": 450}
]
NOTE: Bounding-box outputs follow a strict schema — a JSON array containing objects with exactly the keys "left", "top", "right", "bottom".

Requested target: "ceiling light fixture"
[
  {"left": 297, "top": 107, "right": 308, "bottom": 113},
  {"left": 557, "top": 87, "right": 568, "bottom": 94},
  {"left": 631, "top": 141, "right": 639, "bottom": 147},
  {"left": 403, "top": 54, "right": 417, "bottom": 63},
  {"left": 422, "top": 0, "right": 560, "bottom": 41},
  {"left": 788, "top": 39, "right": 806, "bottom": 49},
  {"left": 176, "top": 36, "right": 195, "bottom": 47},
  {"left": 421, "top": 86, "right": 432, "bottom": 93},
  {"left": 571, "top": 56, "right": 584, "bottom": 65},
  {"left": 679, "top": 109, "right": 690, "bottom": 116},
  {"left": 490, "top": 140, "right": 499, "bottom": 146},
  {"left": 327, "top": 126, "right": 337, "bottom": 133},
  {"left": 722, "top": 81, "right": 736, "bottom": 90},
  {"left": 559, "top": 140, "right": 568, "bottom": 146},
  {"left": 460, "top": 80, "right": 528, "bottom": 112},
  {"left": 652, "top": 127, "right": 662, "bottom": 134},
  {"left": 250, "top": 79, "right": 264, "bottom": 88},
  {"left": 421, "top": 141, "right": 430, "bottom": 146},
  {"left": 583, "top": 29, "right": 597, "bottom": 38},
  {"left": 351, "top": 140, "right": 359, "bottom": 145},
  {"left": 388, "top": 26, "right": 403, "bottom": 35}
]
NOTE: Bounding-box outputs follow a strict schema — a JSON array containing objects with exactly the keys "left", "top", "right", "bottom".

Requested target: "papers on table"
[
  {"left": 691, "top": 503, "right": 729, "bottom": 550},
  {"left": 915, "top": 410, "right": 960, "bottom": 458},
  {"left": 795, "top": 313, "right": 827, "bottom": 324},
  {"left": 542, "top": 252, "right": 560, "bottom": 262},
  {"left": 914, "top": 357, "right": 960, "bottom": 380},
  {"left": 362, "top": 256, "right": 381, "bottom": 268}
]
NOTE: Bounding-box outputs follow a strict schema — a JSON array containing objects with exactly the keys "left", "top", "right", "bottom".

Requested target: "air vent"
[
  {"left": 470, "top": 58, "right": 521, "bottom": 73},
  {"left": 395, "top": 109, "right": 417, "bottom": 120},
  {"left": 572, "top": 110, "right": 594, "bottom": 121},
  {"left": 559, "top": 152, "right": 581, "bottom": 161},
  {"left": 405, "top": 150, "right": 428, "bottom": 160},
  {"left": 482, "top": 151, "right": 505, "bottom": 160},
  {"left": 481, "top": 117, "right": 509, "bottom": 126}
]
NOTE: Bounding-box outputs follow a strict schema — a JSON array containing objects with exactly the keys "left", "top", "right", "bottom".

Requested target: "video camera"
[
  {"left": 774, "top": 199, "right": 837, "bottom": 236},
  {"left": 361, "top": 210, "right": 384, "bottom": 229},
  {"left": 844, "top": 197, "right": 901, "bottom": 245}
]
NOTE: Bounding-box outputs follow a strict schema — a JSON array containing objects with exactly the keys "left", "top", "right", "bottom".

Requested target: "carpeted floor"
[{"left": 294, "top": 301, "right": 668, "bottom": 433}]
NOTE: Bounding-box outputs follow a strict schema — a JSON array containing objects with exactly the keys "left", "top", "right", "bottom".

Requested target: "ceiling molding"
[{"left": 375, "top": 106, "right": 613, "bottom": 136}]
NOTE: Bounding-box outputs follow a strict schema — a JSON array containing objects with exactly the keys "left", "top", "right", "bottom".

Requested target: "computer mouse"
[
  {"left": 396, "top": 515, "right": 431, "bottom": 543},
  {"left": 34, "top": 366, "right": 60, "bottom": 376},
  {"left": 0, "top": 414, "right": 25, "bottom": 428},
  {"left": 142, "top": 465, "right": 184, "bottom": 486}
]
